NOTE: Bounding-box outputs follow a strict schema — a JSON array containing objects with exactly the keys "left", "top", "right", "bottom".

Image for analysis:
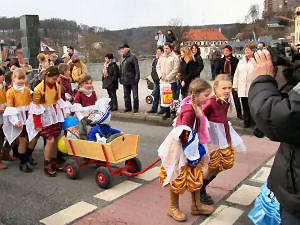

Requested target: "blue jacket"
[{"left": 88, "top": 124, "right": 121, "bottom": 142}]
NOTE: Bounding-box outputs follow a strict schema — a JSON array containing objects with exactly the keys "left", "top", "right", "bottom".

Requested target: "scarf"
[
  {"left": 13, "top": 83, "right": 25, "bottom": 92},
  {"left": 180, "top": 96, "right": 210, "bottom": 144},
  {"left": 79, "top": 87, "right": 93, "bottom": 97},
  {"left": 103, "top": 62, "right": 110, "bottom": 78},
  {"left": 224, "top": 56, "right": 232, "bottom": 74}
]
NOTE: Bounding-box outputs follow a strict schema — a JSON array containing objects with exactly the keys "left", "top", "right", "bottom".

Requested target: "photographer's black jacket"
[{"left": 248, "top": 75, "right": 300, "bottom": 218}]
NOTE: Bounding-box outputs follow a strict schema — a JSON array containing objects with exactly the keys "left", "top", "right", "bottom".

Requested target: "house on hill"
[{"left": 182, "top": 28, "right": 228, "bottom": 58}]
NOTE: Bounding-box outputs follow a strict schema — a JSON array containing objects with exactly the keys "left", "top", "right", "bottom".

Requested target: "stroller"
[{"left": 145, "top": 75, "right": 154, "bottom": 104}]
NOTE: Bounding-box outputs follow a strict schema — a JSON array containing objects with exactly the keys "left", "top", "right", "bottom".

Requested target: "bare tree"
[
  {"left": 168, "top": 18, "right": 189, "bottom": 49},
  {"left": 245, "top": 4, "right": 259, "bottom": 23}
]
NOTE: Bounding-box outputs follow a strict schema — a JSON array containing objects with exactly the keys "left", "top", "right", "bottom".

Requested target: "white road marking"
[
  {"left": 40, "top": 201, "right": 97, "bottom": 225},
  {"left": 250, "top": 167, "right": 271, "bottom": 183},
  {"left": 94, "top": 180, "right": 142, "bottom": 201},
  {"left": 226, "top": 184, "right": 261, "bottom": 206},
  {"left": 136, "top": 166, "right": 159, "bottom": 181},
  {"left": 200, "top": 205, "right": 243, "bottom": 225},
  {"left": 266, "top": 156, "right": 275, "bottom": 166}
]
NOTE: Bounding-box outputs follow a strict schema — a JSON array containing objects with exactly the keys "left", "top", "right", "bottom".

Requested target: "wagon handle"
[{"left": 123, "top": 157, "right": 161, "bottom": 176}]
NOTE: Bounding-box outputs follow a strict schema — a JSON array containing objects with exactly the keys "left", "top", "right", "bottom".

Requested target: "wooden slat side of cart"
[{"left": 64, "top": 134, "right": 139, "bottom": 164}]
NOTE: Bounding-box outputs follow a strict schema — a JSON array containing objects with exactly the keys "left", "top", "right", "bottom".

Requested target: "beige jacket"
[
  {"left": 233, "top": 56, "right": 257, "bottom": 98},
  {"left": 72, "top": 62, "right": 88, "bottom": 83},
  {"left": 156, "top": 51, "right": 180, "bottom": 84}
]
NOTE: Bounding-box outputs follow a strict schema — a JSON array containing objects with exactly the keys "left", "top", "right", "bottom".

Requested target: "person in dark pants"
[
  {"left": 191, "top": 44, "right": 204, "bottom": 77},
  {"left": 208, "top": 44, "right": 221, "bottom": 80},
  {"left": 119, "top": 44, "right": 140, "bottom": 113},
  {"left": 147, "top": 46, "right": 164, "bottom": 113},
  {"left": 215, "top": 44, "right": 243, "bottom": 120},
  {"left": 248, "top": 48, "right": 300, "bottom": 225},
  {"left": 102, "top": 53, "right": 120, "bottom": 111}
]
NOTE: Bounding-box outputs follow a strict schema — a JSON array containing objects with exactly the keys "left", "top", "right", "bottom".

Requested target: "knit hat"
[{"left": 119, "top": 43, "right": 130, "bottom": 49}]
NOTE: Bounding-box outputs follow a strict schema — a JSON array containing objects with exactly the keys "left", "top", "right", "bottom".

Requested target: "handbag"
[{"left": 160, "top": 83, "right": 173, "bottom": 107}]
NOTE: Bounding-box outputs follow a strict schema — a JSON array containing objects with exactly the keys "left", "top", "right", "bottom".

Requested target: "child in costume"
[
  {"left": 87, "top": 98, "right": 121, "bottom": 142},
  {"left": 0, "top": 70, "right": 7, "bottom": 169},
  {"left": 27, "top": 66, "right": 65, "bottom": 177},
  {"left": 201, "top": 74, "right": 246, "bottom": 204},
  {"left": 158, "top": 78, "right": 214, "bottom": 222},
  {"left": 3, "top": 68, "right": 38, "bottom": 172},
  {"left": 72, "top": 75, "right": 97, "bottom": 120},
  {"left": 58, "top": 63, "right": 73, "bottom": 115}
]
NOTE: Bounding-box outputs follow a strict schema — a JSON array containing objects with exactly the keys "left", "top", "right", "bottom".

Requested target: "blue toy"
[{"left": 62, "top": 116, "right": 79, "bottom": 130}]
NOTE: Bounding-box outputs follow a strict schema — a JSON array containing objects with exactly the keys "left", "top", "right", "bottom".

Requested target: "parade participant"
[
  {"left": 0, "top": 71, "right": 7, "bottom": 169},
  {"left": 201, "top": 74, "right": 246, "bottom": 204},
  {"left": 3, "top": 69, "right": 35, "bottom": 172},
  {"left": 28, "top": 66, "right": 65, "bottom": 177},
  {"left": 58, "top": 63, "right": 73, "bottom": 116},
  {"left": 158, "top": 78, "right": 214, "bottom": 222},
  {"left": 102, "top": 53, "right": 119, "bottom": 111},
  {"left": 72, "top": 75, "right": 97, "bottom": 120}
]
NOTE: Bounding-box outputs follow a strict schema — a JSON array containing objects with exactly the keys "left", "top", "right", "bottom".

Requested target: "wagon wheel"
[
  {"left": 145, "top": 95, "right": 153, "bottom": 104},
  {"left": 65, "top": 159, "right": 79, "bottom": 179},
  {"left": 95, "top": 167, "right": 111, "bottom": 189},
  {"left": 125, "top": 157, "right": 142, "bottom": 174}
]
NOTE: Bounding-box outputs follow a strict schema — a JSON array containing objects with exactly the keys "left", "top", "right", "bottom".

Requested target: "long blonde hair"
[
  {"left": 180, "top": 47, "right": 194, "bottom": 64},
  {"left": 214, "top": 74, "right": 232, "bottom": 111}
]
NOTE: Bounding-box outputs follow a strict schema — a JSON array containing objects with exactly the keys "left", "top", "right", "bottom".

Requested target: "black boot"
[
  {"left": 19, "top": 153, "right": 33, "bottom": 173},
  {"left": 25, "top": 147, "right": 38, "bottom": 166},
  {"left": 12, "top": 145, "right": 19, "bottom": 159},
  {"left": 200, "top": 176, "right": 216, "bottom": 205}
]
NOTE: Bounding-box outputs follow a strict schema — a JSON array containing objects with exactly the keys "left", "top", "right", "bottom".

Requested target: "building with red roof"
[{"left": 183, "top": 28, "right": 228, "bottom": 58}]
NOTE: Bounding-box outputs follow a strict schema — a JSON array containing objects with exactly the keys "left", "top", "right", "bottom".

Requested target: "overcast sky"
[{"left": 1, "top": 0, "right": 264, "bottom": 30}]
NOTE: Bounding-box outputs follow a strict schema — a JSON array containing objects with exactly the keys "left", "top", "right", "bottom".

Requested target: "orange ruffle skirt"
[{"left": 208, "top": 144, "right": 234, "bottom": 172}]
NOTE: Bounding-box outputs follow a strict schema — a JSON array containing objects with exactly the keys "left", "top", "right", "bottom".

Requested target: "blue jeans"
[
  {"left": 151, "top": 83, "right": 160, "bottom": 112},
  {"left": 210, "top": 61, "right": 217, "bottom": 80},
  {"left": 280, "top": 206, "right": 300, "bottom": 225},
  {"left": 123, "top": 83, "right": 139, "bottom": 111}
]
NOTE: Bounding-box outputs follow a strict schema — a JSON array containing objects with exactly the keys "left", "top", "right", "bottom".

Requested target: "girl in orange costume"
[{"left": 158, "top": 78, "right": 214, "bottom": 222}]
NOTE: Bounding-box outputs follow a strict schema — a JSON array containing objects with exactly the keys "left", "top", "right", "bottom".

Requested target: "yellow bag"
[
  {"left": 58, "top": 136, "right": 68, "bottom": 154},
  {"left": 160, "top": 83, "right": 173, "bottom": 107}
]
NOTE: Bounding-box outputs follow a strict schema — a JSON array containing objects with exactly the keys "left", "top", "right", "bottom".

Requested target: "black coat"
[
  {"left": 214, "top": 55, "right": 239, "bottom": 78},
  {"left": 248, "top": 75, "right": 300, "bottom": 218},
  {"left": 102, "top": 62, "right": 119, "bottom": 90},
  {"left": 120, "top": 51, "right": 140, "bottom": 85},
  {"left": 194, "top": 53, "right": 204, "bottom": 76},
  {"left": 151, "top": 58, "right": 160, "bottom": 84},
  {"left": 166, "top": 33, "right": 176, "bottom": 44},
  {"left": 179, "top": 59, "right": 198, "bottom": 85}
]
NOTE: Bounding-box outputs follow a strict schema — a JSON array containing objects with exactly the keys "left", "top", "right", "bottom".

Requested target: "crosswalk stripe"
[
  {"left": 94, "top": 180, "right": 141, "bottom": 201},
  {"left": 199, "top": 205, "right": 243, "bottom": 225},
  {"left": 266, "top": 156, "right": 275, "bottom": 166},
  {"left": 136, "top": 166, "right": 159, "bottom": 181},
  {"left": 226, "top": 184, "right": 260, "bottom": 206},
  {"left": 250, "top": 167, "right": 271, "bottom": 183},
  {"left": 40, "top": 201, "right": 97, "bottom": 225}
]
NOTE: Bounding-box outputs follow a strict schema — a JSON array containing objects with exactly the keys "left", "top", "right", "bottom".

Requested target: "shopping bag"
[
  {"left": 248, "top": 181, "right": 281, "bottom": 225},
  {"left": 160, "top": 83, "right": 173, "bottom": 107}
]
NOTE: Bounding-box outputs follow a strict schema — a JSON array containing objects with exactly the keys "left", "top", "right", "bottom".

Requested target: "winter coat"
[
  {"left": 151, "top": 57, "right": 160, "bottom": 84},
  {"left": 102, "top": 62, "right": 119, "bottom": 90},
  {"left": 194, "top": 53, "right": 204, "bottom": 76},
  {"left": 208, "top": 48, "right": 221, "bottom": 62},
  {"left": 156, "top": 51, "right": 180, "bottom": 84},
  {"left": 215, "top": 55, "right": 239, "bottom": 78},
  {"left": 72, "top": 62, "right": 88, "bottom": 83},
  {"left": 166, "top": 33, "right": 176, "bottom": 44},
  {"left": 179, "top": 58, "right": 198, "bottom": 85},
  {"left": 248, "top": 75, "right": 300, "bottom": 218},
  {"left": 120, "top": 51, "right": 140, "bottom": 85},
  {"left": 233, "top": 56, "right": 257, "bottom": 98}
]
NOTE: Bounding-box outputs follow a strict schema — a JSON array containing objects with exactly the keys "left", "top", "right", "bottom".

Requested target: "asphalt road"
[{"left": 0, "top": 120, "right": 172, "bottom": 225}]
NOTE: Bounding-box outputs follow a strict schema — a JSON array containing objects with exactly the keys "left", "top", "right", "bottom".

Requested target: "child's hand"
[
  {"left": 193, "top": 105, "right": 202, "bottom": 119},
  {"left": 15, "top": 122, "right": 22, "bottom": 128},
  {"left": 181, "top": 81, "right": 185, "bottom": 87}
]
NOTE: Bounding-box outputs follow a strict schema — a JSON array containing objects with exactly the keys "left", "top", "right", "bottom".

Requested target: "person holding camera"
[
  {"left": 248, "top": 48, "right": 300, "bottom": 224},
  {"left": 155, "top": 30, "right": 166, "bottom": 46}
]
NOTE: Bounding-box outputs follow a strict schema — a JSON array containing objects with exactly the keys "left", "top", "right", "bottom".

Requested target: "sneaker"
[
  {"left": 44, "top": 167, "right": 56, "bottom": 177},
  {"left": 200, "top": 192, "right": 214, "bottom": 205},
  {"left": 19, "top": 162, "right": 33, "bottom": 173}
]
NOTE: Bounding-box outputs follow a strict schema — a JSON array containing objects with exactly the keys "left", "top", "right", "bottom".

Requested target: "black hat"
[
  {"left": 105, "top": 53, "right": 114, "bottom": 59},
  {"left": 119, "top": 43, "right": 130, "bottom": 49}
]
